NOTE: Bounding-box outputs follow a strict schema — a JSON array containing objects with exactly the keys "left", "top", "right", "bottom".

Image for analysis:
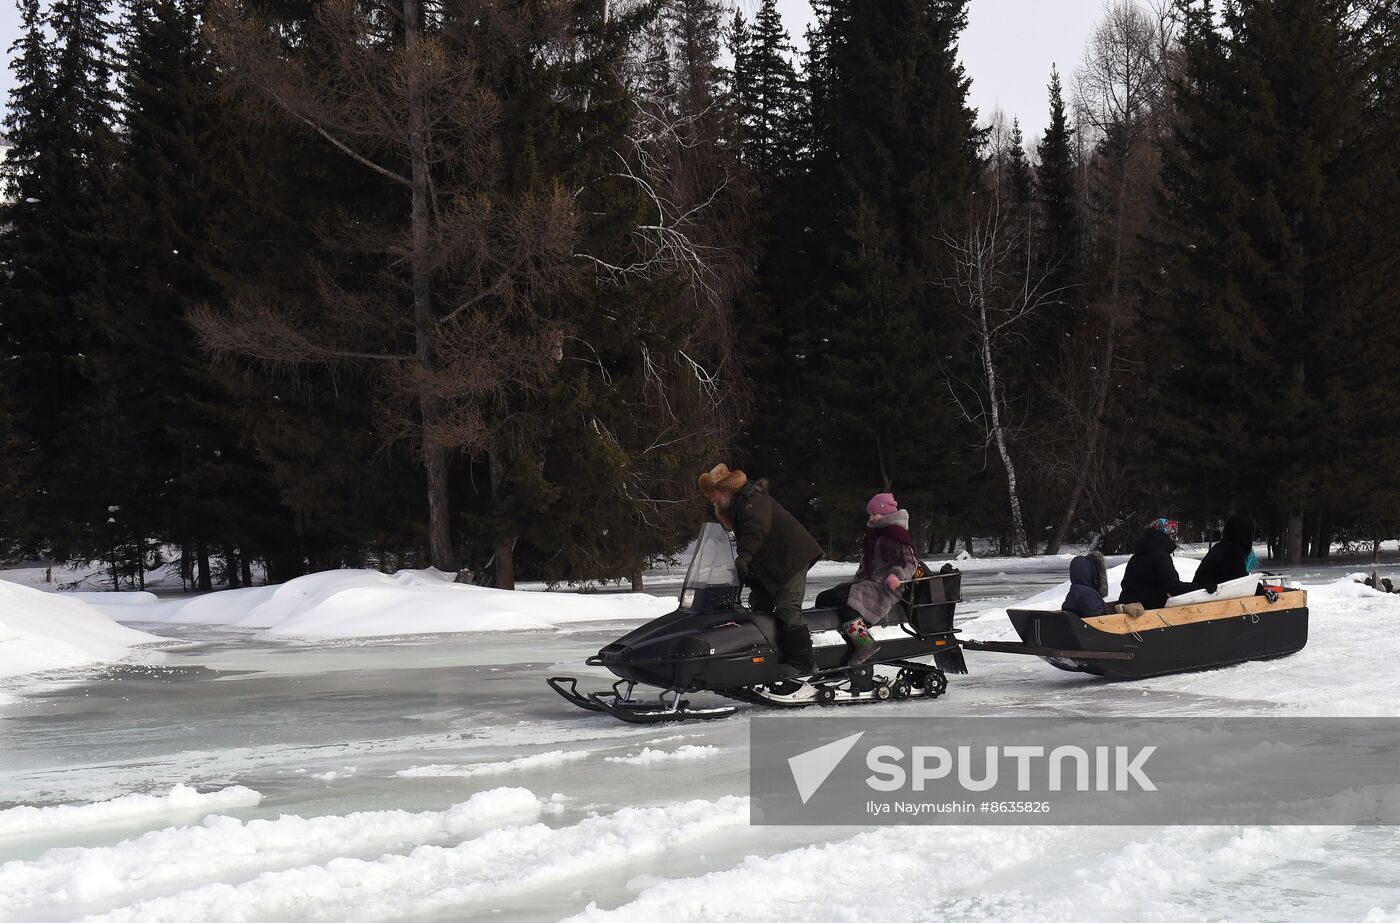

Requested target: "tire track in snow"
[
  {"left": 74, "top": 795, "right": 750, "bottom": 923},
  {"left": 0, "top": 787, "right": 545, "bottom": 921}
]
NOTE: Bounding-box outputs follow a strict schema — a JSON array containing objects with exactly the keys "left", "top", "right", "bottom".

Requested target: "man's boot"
[
  {"left": 778, "top": 623, "right": 815, "bottom": 674},
  {"left": 839, "top": 618, "right": 880, "bottom": 667}
]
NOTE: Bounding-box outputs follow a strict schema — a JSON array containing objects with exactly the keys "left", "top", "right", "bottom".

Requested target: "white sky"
[{"left": 1, "top": 0, "right": 1108, "bottom": 143}]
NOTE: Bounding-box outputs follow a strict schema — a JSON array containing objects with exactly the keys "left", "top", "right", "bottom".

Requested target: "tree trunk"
[
  {"left": 1285, "top": 511, "right": 1305, "bottom": 566},
  {"left": 1314, "top": 513, "right": 1331, "bottom": 560},
  {"left": 227, "top": 544, "right": 242, "bottom": 588},
  {"left": 977, "top": 289, "right": 1028, "bottom": 556},
  {"left": 495, "top": 536, "right": 515, "bottom": 590},
  {"left": 405, "top": 0, "right": 457, "bottom": 573},
  {"left": 180, "top": 543, "right": 193, "bottom": 591},
  {"left": 631, "top": 570, "right": 644, "bottom": 592},
  {"left": 241, "top": 553, "right": 254, "bottom": 587},
  {"left": 196, "top": 537, "right": 212, "bottom": 592}
]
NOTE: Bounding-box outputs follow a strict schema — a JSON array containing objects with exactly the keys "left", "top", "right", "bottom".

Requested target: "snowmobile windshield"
[{"left": 679, "top": 523, "right": 739, "bottom": 609}]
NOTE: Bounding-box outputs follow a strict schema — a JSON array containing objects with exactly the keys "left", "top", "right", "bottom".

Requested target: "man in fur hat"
[{"left": 699, "top": 464, "right": 823, "bottom": 673}]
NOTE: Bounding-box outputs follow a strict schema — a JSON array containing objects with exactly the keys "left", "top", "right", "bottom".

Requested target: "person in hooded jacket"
[
  {"left": 699, "top": 463, "right": 823, "bottom": 673},
  {"left": 1194, "top": 513, "right": 1259, "bottom": 588},
  {"left": 1118, "top": 518, "right": 1215, "bottom": 611},
  {"left": 1062, "top": 553, "right": 1109, "bottom": 617}
]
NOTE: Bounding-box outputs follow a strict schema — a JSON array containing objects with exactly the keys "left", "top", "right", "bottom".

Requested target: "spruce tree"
[
  {"left": 1007, "top": 117, "right": 1034, "bottom": 206},
  {"left": 735, "top": 0, "right": 800, "bottom": 186},
  {"left": 802, "top": 0, "right": 983, "bottom": 550},
  {"left": 0, "top": 0, "right": 120, "bottom": 557},
  {"left": 1152, "top": 0, "right": 1371, "bottom": 562},
  {"left": 1036, "top": 65, "right": 1079, "bottom": 296}
]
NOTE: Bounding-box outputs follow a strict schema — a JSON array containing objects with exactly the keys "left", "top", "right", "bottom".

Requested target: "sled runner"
[
  {"left": 547, "top": 523, "right": 966, "bottom": 723},
  {"left": 988, "top": 582, "right": 1308, "bottom": 679}
]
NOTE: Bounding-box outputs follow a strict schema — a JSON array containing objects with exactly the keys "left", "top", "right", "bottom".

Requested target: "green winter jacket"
[{"left": 727, "top": 483, "right": 823, "bottom": 591}]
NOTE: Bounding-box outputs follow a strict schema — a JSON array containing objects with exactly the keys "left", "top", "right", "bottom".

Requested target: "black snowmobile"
[{"left": 548, "top": 523, "right": 967, "bottom": 724}]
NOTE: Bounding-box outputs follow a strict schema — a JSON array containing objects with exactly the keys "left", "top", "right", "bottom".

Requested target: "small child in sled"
[
  {"left": 818, "top": 492, "right": 920, "bottom": 666},
  {"left": 1062, "top": 552, "right": 1110, "bottom": 617}
]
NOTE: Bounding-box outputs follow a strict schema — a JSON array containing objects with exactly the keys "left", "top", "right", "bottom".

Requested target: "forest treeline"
[{"left": 2, "top": 0, "right": 1399, "bottom": 590}]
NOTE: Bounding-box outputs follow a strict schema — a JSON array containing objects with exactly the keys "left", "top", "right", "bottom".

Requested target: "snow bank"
[
  {"left": 0, "top": 785, "right": 262, "bottom": 839},
  {"left": 562, "top": 822, "right": 1350, "bottom": 923},
  {"left": 0, "top": 579, "right": 164, "bottom": 680},
  {"left": 74, "top": 567, "right": 679, "bottom": 640},
  {"left": 78, "top": 796, "right": 749, "bottom": 923},
  {"left": 603, "top": 745, "right": 721, "bottom": 766},
  {"left": 395, "top": 750, "right": 590, "bottom": 779},
  {"left": 0, "top": 787, "right": 543, "bottom": 919}
]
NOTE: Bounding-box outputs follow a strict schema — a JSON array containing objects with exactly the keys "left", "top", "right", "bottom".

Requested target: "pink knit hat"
[{"left": 866, "top": 492, "right": 898, "bottom": 516}]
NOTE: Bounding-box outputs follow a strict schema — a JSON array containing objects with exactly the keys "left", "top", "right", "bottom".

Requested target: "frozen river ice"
[{"left": 4, "top": 559, "right": 1400, "bottom": 921}]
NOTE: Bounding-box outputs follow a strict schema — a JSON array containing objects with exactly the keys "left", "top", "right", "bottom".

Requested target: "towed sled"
[
  {"left": 967, "top": 574, "right": 1308, "bottom": 679},
  {"left": 548, "top": 523, "right": 967, "bottom": 723}
]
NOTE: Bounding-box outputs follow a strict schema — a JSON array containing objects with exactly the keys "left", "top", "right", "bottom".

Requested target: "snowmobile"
[
  {"left": 548, "top": 523, "right": 967, "bottom": 724},
  {"left": 967, "top": 575, "right": 1308, "bottom": 679}
]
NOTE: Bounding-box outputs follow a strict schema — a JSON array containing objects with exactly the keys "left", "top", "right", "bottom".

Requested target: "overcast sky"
[{"left": 0, "top": 0, "right": 1108, "bottom": 143}]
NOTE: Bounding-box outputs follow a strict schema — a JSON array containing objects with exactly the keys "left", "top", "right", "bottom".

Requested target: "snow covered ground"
[{"left": 3, "top": 552, "right": 1400, "bottom": 921}]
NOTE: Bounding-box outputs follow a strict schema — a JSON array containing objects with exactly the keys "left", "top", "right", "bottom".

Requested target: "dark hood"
[
  {"left": 1134, "top": 527, "right": 1177, "bottom": 556},
  {"left": 1222, "top": 513, "right": 1254, "bottom": 546},
  {"left": 1069, "top": 554, "right": 1109, "bottom": 594}
]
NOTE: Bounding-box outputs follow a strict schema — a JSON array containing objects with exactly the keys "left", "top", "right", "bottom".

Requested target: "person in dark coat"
[
  {"left": 1062, "top": 553, "right": 1109, "bottom": 618},
  {"left": 1193, "top": 513, "right": 1258, "bottom": 588},
  {"left": 699, "top": 463, "right": 823, "bottom": 673},
  {"left": 1118, "top": 518, "right": 1215, "bottom": 611}
]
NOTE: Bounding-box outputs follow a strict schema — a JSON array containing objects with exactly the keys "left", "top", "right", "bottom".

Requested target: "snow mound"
[
  {"left": 77, "top": 796, "right": 749, "bottom": 923},
  {"left": 0, "top": 787, "right": 544, "bottom": 918},
  {"left": 0, "top": 579, "right": 164, "bottom": 680},
  {"left": 395, "top": 750, "right": 590, "bottom": 778},
  {"left": 604, "top": 745, "right": 721, "bottom": 765},
  {"left": 562, "top": 822, "right": 1349, "bottom": 922},
  {"left": 74, "top": 567, "right": 679, "bottom": 640},
  {"left": 0, "top": 784, "right": 262, "bottom": 839}
]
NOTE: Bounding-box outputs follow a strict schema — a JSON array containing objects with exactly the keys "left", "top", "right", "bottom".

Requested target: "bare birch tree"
[{"left": 941, "top": 189, "right": 1066, "bottom": 557}]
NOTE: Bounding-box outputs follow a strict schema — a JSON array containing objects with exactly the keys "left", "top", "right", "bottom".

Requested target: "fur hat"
[
  {"left": 698, "top": 463, "right": 747, "bottom": 495},
  {"left": 866, "top": 492, "right": 898, "bottom": 516}
]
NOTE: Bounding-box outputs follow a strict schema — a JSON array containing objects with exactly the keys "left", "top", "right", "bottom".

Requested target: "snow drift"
[
  {"left": 74, "top": 567, "right": 679, "bottom": 639},
  {"left": 0, "top": 579, "right": 163, "bottom": 681}
]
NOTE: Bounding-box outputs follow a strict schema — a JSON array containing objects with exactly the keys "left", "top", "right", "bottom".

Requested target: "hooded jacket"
[
  {"left": 1194, "top": 514, "right": 1256, "bottom": 588},
  {"left": 1118, "top": 528, "right": 1201, "bottom": 611},
  {"left": 844, "top": 509, "right": 920, "bottom": 625},
  {"left": 1062, "top": 554, "right": 1109, "bottom": 617},
  {"left": 727, "top": 482, "right": 824, "bottom": 591}
]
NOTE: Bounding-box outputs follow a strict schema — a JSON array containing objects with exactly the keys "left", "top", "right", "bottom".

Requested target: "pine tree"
[
  {"left": 735, "top": 0, "right": 800, "bottom": 186},
  {"left": 99, "top": 0, "right": 288, "bottom": 587},
  {"left": 1152, "top": 0, "right": 1372, "bottom": 563},
  {"left": 802, "top": 0, "right": 983, "bottom": 550},
  {"left": 1036, "top": 65, "right": 1079, "bottom": 296},
  {"left": 1007, "top": 117, "right": 1034, "bottom": 206},
  {"left": 0, "top": 0, "right": 120, "bottom": 557}
]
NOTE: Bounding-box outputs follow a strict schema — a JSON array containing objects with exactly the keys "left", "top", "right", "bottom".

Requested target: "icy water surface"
[{"left": 3, "top": 559, "right": 1400, "bottom": 922}]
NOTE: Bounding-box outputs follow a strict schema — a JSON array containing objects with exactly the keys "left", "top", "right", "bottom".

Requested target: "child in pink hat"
[{"left": 826, "top": 492, "right": 919, "bottom": 665}]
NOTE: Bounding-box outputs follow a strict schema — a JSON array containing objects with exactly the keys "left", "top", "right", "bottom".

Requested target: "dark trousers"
[{"left": 750, "top": 569, "right": 814, "bottom": 671}]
